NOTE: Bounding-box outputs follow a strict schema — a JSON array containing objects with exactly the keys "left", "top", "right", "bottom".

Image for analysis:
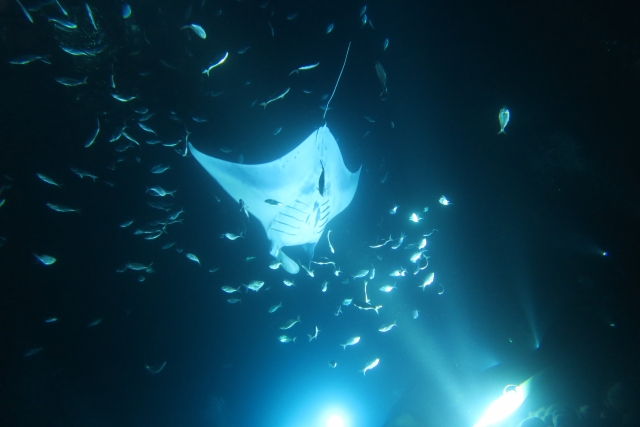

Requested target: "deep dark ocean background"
[{"left": 1, "top": 0, "right": 639, "bottom": 426}]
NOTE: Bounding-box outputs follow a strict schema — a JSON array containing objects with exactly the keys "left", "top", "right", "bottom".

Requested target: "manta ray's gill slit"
[
  {"left": 317, "top": 215, "right": 331, "bottom": 229},
  {"left": 272, "top": 219, "right": 300, "bottom": 230},
  {"left": 319, "top": 210, "right": 331, "bottom": 223},
  {"left": 287, "top": 205, "right": 306, "bottom": 215},
  {"left": 280, "top": 212, "right": 303, "bottom": 222},
  {"left": 270, "top": 228, "right": 297, "bottom": 236}
]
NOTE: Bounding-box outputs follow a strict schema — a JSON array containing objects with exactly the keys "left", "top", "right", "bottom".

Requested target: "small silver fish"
[
  {"left": 360, "top": 358, "right": 380, "bottom": 375},
  {"left": 84, "top": 118, "right": 100, "bottom": 148},
  {"left": 327, "top": 229, "right": 335, "bottom": 254},
  {"left": 138, "top": 122, "right": 157, "bottom": 135},
  {"left": 48, "top": 17, "right": 77, "bottom": 29},
  {"left": 409, "top": 213, "right": 421, "bottom": 223},
  {"left": 186, "top": 253, "right": 200, "bottom": 264},
  {"left": 498, "top": 106, "right": 510, "bottom": 134},
  {"left": 181, "top": 23, "right": 206, "bottom": 39},
  {"left": 151, "top": 164, "right": 171, "bottom": 174},
  {"left": 221, "top": 232, "right": 243, "bottom": 240},
  {"left": 120, "top": 219, "right": 134, "bottom": 228},
  {"left": 419, "top": 272, "right": 435, "bottom": 290},
  {"left": 279, "top": 315, "right": 301, "bottom": 330},
  {"left": 244, "top": 280, "right": 264, "bottom": 292},
  {"left": 55, "top": 76, "right": 87, "bottom": 87},
  {"left": 8, "top": 55, "right": 49, "bottom": 65},
  {"left": 202, "top": 52, "right": 228, "bottom": 76},
  {"left": 326, "top": 22, "right": 334, "bottom": 34},
  {"left": 34, "top": 253, "right": 56, "bottom": 265},
  {"left": 70, "top": 167, "right": 98, "bottom": 181},
  {"left": 391, "top": 233, "right": 406, "bottom": 250},
  {"left": 379, "top": 284, "right": 396, "bottom": 293},
  {"left": 85, "top": 3, "right": 98, "bottom": 30},
  {"left": 122, "top": 4, "right": 131, "bottom": 18},
  {"left": 15, "top": 0, "right": 33, "bottom": 23},
  {"left": 340, "top": 336, "right": 360, "bottom": 349},
  {"left": 289, "top": 62, "right": 320, "bottom": 75},
  {"left": 36, "top": 173, "right": 62, "bottom": 187},
  {"left": 379, "top": 322, "right": 397, "bottom": 332},
  {"left": 46, "top": 203, "right": 80, "bottom": 213},
  {"left": 146, "top": 187, "right": 176, "bottom": 197},
  {"left": 374, "top": 61, "right": 388, "bottom": 97},
  {"left": 352, "top": 269, "right": 369, "bottom": 279},
  {"left": 307, "top": 326, "right": 320, "bottom": 342},
  {"left": 145, "top": 361, "right": 166, "bottom": 374},
  {"left": 124, "top": 262, "right": 153, "bottom": 272},
  {"left": 259, "top": 87, "right": 290, "bottom": 108},
  {"left": 300, "top": 263, "right": 314, "bottom": 277},
  {"left": 111, "top": 93, "right": 136, "bottom": 102},
  {"left": 268, "top": 302, "right": 282, "bottom": 313},
  {"left": 269, "top": 261, "right": 282, "bottom": 270}
]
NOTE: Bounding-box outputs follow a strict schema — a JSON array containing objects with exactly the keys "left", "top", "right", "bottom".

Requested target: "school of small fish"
[{"left": 0, "top": 0, "right": 498, "bottom": 379}]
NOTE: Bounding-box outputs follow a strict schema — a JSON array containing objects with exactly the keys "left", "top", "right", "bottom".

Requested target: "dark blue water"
[{"left": 1, "top": 0, "right": 639, "bottom": 426}]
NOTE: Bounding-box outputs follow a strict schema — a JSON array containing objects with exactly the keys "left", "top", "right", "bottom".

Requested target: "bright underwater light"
[
  {"left": 473, "top": 377, "right": 532, "bottom": 427},
  {"left": 326, "top": 414, "right": 345, "bottom": 427}
]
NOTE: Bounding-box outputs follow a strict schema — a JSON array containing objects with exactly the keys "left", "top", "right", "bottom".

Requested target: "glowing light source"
[
  {"left": 327, "top": 414, "right": 345, "bottom": 427},
  {"left": 473, "top": 378, "right": 532, "bottom": 427}
]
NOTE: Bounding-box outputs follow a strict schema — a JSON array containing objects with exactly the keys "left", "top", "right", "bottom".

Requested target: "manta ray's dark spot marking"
[{"left": 318, "top": 161, "right": 325, "bottom": 196}]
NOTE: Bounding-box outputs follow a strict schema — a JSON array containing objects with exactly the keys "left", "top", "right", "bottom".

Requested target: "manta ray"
[{"left": 189, "top": 125, "right": 361, "bottom": 274}]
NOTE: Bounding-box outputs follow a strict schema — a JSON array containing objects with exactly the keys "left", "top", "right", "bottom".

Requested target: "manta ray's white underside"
[{"left": 189, "top": 125, "right": 361, "bottom": 274}]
